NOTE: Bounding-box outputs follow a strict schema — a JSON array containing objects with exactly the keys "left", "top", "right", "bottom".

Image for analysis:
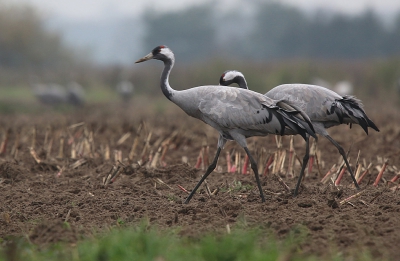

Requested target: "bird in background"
[
  {"left": 31, "top": 82, "right": 68, "bottom": 106},
  {"left": 30, "top": 75, "right": 85, "bottom": 107},
  {"left": 135, "top": 45, "right": 317, "bottom": 204},
  {"left": 220, "top": 70, "right": 379, "bottom": 196},
  {"left": 66, "top": 81, "right": 85, "bottom": 106}
]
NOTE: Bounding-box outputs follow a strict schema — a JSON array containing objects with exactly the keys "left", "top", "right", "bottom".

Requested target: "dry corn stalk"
[
  {"left": 46, "top": 137, "right": 53, "bottom": 159},
  {"left": 129, "top": 137, "right": 140, "bottom": 160},
  {"left": 115, "top": 150, "right": 123, "bottom": 163},
  {"left": 307, "top": 139, "right": 317, "bottom": 175},
  {"left": 275, "top": 174, "right": 291, "bottom": 193},
  {"left": 104, "top": 165, "right": 125, "bottom": 186},
  {"left": 279, "top": 150, "right": 286, "bottom": 174},
  {"left": 103, "top": 143, "right": 110, "bottom": 160},
  {"left": 68, "top": 122, "right": 85, "bottom": 129},
  {"left": 195, "top": 147, "right": 203, "bottom": 169},
  {"left": 71, "top": 142, "right": 77, "bottom": 159},
  {"left": 321, "top": 164, "right": 337, "bottom": 184},
  {"left": 226, "top": 151, "right": 231, "bottom": 173},
  {"left": 129, "top": 122, "right": 143, "bottom": 160},
  {"left": 390, "top": 173, "right": 400, "bottom": 183},
  {"left": 177, "top": 184, "right": 189, "bottom": 194},
  {"left": 204, "top": 179, "right": 212, "bottom": 196},
  {"left": 31, "top": 126, "right": 37, "bottom": 150},
  {"left": 357, "top": 163, "right": 373, "bottom": 185},
  {"left": 103, "top": 166, "right": 118, "bottom": 186},
  {"left": 153, "top": 178, "right": 172, "bottom": 189},
  {"left": 334, "top": 166, "right": 347, "bottom": 186},
  {"left": 373, "top": 159, "right": 389, "bottom": 187},
  {"left": 11, "top": 131, "right": 20, "bottom": 159},
  {"left": 354, "top": 163, "right": 363, "bottom": 181},
  {"left": 263, "top": 153, "right": 274, "bottom": 176},
  {"left": 0, "top": 129, "right": 9, "bottom": 155},
  {"left": 181, "top": 156, "right": 189, "bottom": 164},
  {"left": 203, "top": 145, "right": 209, "bottom": 168},
  {"left": 82, "top": 138, "right": 92, "bottom": 158},
  {"left": 340, "top": 190, "right": 365, "bottom": 205},
  {"left": 257, "top": 148, "right": 266, "bottom": 174},
  {"left": 58, "top": 135, "right": 65, "bottom": 159},
  {"left": 140, "top": 132, "right": 153, "bottom": 162},
  {"left": 231, "top": 151, "right": 238, "bottom": 173},
  {"left": 44, "top": 125, "right": 51, "bottom": 148},
  {"left": 160, "top": 136, "right": 174, "bottom": 166},
  {"left": 242, "top": 154, "right": 249, "bottom": 175},
  {"left": 331, "top": 159, "right": 346, "bottom": 185},
  {"left": 70, "top": 158, "right": 87, "bottom": 169},
  {"left": 314, "top": 148, "right": 323, "bottom": 177},
  {"left": 117, "top": 132, "right": 131, "bottom": 145},
  {"left": 150, "top": 146, "right": 162, "bottom": 168},
  {"left": 29, "top": 147, "right": 41, "bottom": 163}
]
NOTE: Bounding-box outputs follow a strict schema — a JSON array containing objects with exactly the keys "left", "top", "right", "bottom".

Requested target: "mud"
[{"left": 0, "top": 102, "right": 399, "bottom": 259}]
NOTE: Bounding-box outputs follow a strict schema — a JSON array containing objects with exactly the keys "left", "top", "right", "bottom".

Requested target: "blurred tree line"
[
  {"left": 143, "top": 2, "right": 400, "bottom": 61},
  {"left": 0, "top": 2, "right": 91, "bottom": 86},
  {"left": 0, "top": 4, "right": 78, "bottom": 69},
  {"left": 1, "top": 0, "right": 400, "bottom": 103}
]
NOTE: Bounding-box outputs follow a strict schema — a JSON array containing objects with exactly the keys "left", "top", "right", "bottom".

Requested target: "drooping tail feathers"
[
  {"left": 335, "top": 95, "right": 379, "bottom": 134},
  {"left": 276, "top": 100, "right": 317, "bottom": 141}
]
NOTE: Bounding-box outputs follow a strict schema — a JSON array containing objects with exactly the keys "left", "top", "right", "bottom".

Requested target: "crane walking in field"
[
  {"left": 220, "top": 70, "right": 379, "bottom": 196},
  {"left": 136, "top": 46, "right": 317, "bottom": 203}
]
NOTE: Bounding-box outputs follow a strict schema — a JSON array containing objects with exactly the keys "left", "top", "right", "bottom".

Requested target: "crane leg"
[
  {"left": 244, "top": 147, "right": 266, "bottom": 202},
  {"left": 294, "top": 135, "right": 310, "bottom": 196},
  {"left": 184, "top": 147, "right": 221, "bottom": 204},
  {"left": 325, "top": 135, "right": 360, "bottom": 190}
]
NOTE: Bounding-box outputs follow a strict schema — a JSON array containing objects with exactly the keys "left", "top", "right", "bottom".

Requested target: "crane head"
[
  {"left": 135, "top": 45, "right": 174, "bottom": 63},
  {"left": 219, "top": 70, "right": 248, "bottom": 90}
]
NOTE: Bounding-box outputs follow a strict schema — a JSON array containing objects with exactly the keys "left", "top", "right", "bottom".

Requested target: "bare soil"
[{"left": 0, "top": 102, "right": 399, "bottom": 259}]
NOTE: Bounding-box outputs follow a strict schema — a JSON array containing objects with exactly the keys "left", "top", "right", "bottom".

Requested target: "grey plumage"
[
  {"left": 220, "top": 70, "right": 379, "bottom": 195},
  {"left": 136, "top": 46, "right": 317, "bottom": 203},
  {"left": 266, "top": 84, "right": 378, "bottom": 134},
  {"left": 31, "top": 78, "right": 85, "bottom": 107},
  {"left": 32, "top": 83, "right": 67, "bottom": 105},
  {"left": 66, "top": 81, "right": 85, "bottom": 106}
]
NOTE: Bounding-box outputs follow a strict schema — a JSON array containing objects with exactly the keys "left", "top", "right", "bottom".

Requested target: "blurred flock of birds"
[
  {"left": 30, "top": 78, "right": 135, "bottom": 107},
  {"left": 29, "top": 75, "right": 400, "bottom": 108}
]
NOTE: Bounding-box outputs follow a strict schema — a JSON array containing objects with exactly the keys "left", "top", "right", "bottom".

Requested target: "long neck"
[
  {"left": 235, "top": 76, "right": 248, "bottom": 89},
  {"left": 161, "top": 58, "right": 175, "bottom": 100}
]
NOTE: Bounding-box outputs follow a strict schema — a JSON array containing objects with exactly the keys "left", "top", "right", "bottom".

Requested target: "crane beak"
[{"left": 135, "top": 53, "right": 153, "bottom": 63}]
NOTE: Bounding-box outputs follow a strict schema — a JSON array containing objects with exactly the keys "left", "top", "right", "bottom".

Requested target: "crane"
[
  {"left": 220, "top": 70, "right": 379, "bottom": 196},
  {"left": 31, "top": 83, "right": 67, "bottom": 106},
  {"left": 135, "top": 46, "right": 317, "bottom": 203},
  {"left": 66, "top": 81, "right": 85, "bottom": 106}
]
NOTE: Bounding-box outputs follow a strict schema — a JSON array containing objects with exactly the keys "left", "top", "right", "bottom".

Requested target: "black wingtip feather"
[
  {"left": 277, "top": 101, "right": 317, "bottom": 140},
  {"left": 340, "top": 96, "right": 379, "bottom": 134}
]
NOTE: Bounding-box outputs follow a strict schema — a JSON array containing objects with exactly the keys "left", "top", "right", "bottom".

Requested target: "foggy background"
[
  {"left": 1, "top": 0, "right": 400, "bottom": 110},
  {"left": 9, "top": 0, "right": 400, "bottom": 64}
]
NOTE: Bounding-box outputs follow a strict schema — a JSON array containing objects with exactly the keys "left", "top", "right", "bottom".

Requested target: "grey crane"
[
  {"left": 220, "top": 70, "right": 379, "bottom": 196},
  {"left": 66, "top": 81, "right": 85, "bottom": 107},
  {"left": 135, "top": 45, "right": 317, "bottom": 203},
  {"left": 31, "top": 82, "right": 68, "bottom": 106}
]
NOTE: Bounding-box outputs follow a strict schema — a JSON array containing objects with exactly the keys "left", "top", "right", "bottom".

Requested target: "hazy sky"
[{"left": 8, "top": 0, "right": 400, "bottom": 21}]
